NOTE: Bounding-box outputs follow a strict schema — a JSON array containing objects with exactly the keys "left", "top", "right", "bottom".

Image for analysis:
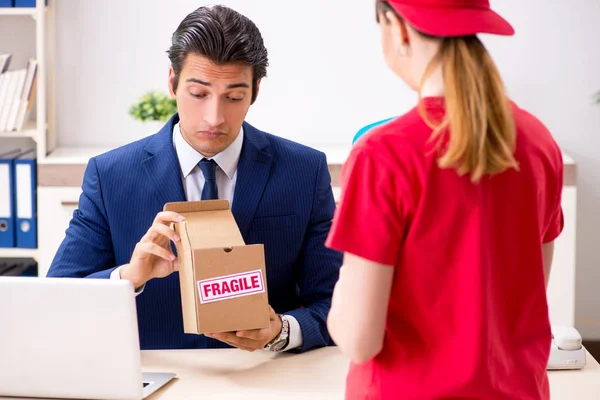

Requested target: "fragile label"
[{"left": 197, "top": 270, "right": 265, "bottom": 304}]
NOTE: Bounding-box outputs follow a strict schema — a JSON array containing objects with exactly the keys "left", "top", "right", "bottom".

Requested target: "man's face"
[{"left": 169, "top": 53, "right": 257, "bottom": 157}]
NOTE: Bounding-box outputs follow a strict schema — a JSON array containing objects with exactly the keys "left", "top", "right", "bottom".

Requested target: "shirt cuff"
[
  {"left": 110, "top": 266, "right": 145, "bottom": 296},
  {"left": 282, "top": 314, "right": 303, "bottom": 351}
]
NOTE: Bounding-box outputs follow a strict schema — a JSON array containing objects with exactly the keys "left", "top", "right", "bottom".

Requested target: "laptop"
[{"left": 0, "top": 277, "right": 175, "bottom": 400}]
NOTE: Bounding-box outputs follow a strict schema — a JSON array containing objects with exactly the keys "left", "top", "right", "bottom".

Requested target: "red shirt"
[{"left": 326, "top": 97, "right": 564, "bottom": 400}]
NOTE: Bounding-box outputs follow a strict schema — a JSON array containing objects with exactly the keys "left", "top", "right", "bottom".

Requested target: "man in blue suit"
[{"left": 47, "top": 5, "right": 342, "bottom": 353}]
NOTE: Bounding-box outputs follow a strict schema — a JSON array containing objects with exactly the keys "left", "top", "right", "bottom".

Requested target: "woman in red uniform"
[{"left": 326, "top": 1, "right": 563, "bottom": 399}]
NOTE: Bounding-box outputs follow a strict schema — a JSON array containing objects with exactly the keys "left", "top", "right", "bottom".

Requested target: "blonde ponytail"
[{"left": 421, "top": 36, "right": 519, "bottom": 183}]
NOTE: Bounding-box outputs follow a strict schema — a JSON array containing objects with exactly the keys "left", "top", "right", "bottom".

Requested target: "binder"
[
  {"left": 0, "top": 148, "right": 20, "bottom": 248},
  {"left": 14, "top": 147, "right": 37, "bottom": 248},
  {"left": 14, "top": 0, "right": 46, "bottom": 7}
]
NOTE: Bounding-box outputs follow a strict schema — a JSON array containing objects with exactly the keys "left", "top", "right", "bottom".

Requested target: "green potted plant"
[{"left": 129, "top": 91, "right": 177, "bottom": 129}]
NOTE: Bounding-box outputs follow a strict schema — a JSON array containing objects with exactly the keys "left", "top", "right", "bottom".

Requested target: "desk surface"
[{"left": 142, "top": 347, "right": 600, "bottom": 400}]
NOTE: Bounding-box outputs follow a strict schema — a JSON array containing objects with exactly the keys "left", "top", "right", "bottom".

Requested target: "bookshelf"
[
  {"left": 0, "top": 120, "right": 38, "bottom": 138},
  {"left": 0, "top": 7, "right": 39, "bottom": 16},
  {"left": 0, "top": 248, "right": 38, "bottom": 258},
  {"left": 0, "top": 0, "right": 55, "bottom": 161},
  {"left": 0, "top": 0, "right": 54, "bottom": 261}
]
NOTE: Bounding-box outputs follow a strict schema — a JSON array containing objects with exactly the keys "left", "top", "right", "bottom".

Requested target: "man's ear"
[
  {"left": 251, "top": 78, "right": 262, "bottom": 105},
  {"left": 168, "top": 67, "right": 177, "bottom": 98}
]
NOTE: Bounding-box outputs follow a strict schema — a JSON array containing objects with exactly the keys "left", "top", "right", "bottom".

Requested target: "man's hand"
[
  {"left": 205, "top": 306, "right": 283, "bottom": 352},
  {"left": 120, "top": 211, "right": 185, "bottom": 288}
]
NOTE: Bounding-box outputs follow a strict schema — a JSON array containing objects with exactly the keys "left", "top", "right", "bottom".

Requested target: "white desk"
[{"left": 141, "top": 347, "right": 600, "bottom": 400}]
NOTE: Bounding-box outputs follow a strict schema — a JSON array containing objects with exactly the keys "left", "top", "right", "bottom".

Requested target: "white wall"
[
  {"left": 53, "top": 0, "right": 405, "bottom": 148},
  {"left": 0, "top": 16, "right": 36, "bottom": 71},
  {"left": 6, "top": 1, "right": 600, "bottom": 337}
]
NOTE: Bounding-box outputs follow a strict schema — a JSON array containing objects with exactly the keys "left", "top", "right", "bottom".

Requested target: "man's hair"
[{"left": 167, "top": 5, "right": 269, "bottom": 103}]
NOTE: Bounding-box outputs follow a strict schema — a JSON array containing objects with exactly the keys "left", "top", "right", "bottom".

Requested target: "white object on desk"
[
  {"left": 548, "top": 325, "right": 587, "bottom": 370},
  {"left": 0, "top": 277, "right": 175, "bottom": 400}
]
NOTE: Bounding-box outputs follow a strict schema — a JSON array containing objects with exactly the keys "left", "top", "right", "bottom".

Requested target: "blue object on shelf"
[
  {"left": 352, "top": 117, "right": 395, "bottom": 145},
  {"left": 0, "top": 139, "right": 36, "bottom": 249},
  {"left": 0, "top": 0, "right": 14, "bottom": 7},
  {"left": 14, "top": 0, "right": 46, "bottom": 7},
  {"left": 0, "top": 147, "right": 23, "bottom": 248},
  {"left": 14, "top": 148, "right": 37, "bottom": 249}
]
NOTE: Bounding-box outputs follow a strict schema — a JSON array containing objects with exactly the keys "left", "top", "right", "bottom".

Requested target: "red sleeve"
[
  {"left": 543, "top": 205, "right": 564, "bottom": 243},
  {"left": 325, "top": 147, "right": 410, "bottom": 266}
]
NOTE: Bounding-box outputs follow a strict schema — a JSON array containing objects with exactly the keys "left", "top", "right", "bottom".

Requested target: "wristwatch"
[{"left": 265, "top": 314, "right": 290, "bottom": 352}]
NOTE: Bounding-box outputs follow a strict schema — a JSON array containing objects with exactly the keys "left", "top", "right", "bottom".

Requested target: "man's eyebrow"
[
  {"left": 226, "top": 82, "right": 250, "bottom": 89},
  {"left": 186, "top": 78, "right": 211, "bottom": 86},
  {"left": 185, "top": 78, "right": 250, "bottom": 90}
]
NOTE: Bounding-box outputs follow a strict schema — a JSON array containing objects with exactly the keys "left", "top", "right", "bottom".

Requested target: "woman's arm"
[
  {"left": 542, "top": 241, "right": 554, "bottom": 289},
  {"left": 327, "top": 253, "right": 394, "bottom": 364}
]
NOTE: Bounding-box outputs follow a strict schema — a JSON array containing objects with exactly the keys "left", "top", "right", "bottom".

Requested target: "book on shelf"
[
  {"left": 15, "top": 59, "right": 37, "bottom": 132},
  {"left": 0, "top": 54, "right": 38, "bottom": 134},
  {"left": 0, "top": 54, "right": 11, "bottom": 73}
]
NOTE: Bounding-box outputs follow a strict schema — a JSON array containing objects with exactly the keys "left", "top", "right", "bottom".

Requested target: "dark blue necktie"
[{"left": 198, "top": 158, "right": 218, "bottom": 200}]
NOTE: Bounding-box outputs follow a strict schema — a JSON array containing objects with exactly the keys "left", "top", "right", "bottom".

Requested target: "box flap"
[{"left": 164, "top": 200, "right": 245, "bottom": 249}]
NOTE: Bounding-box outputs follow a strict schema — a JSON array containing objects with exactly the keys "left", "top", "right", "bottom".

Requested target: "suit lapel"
[
  {"left": 142, "top": 114, "right": 186, "bottom": 207},
  {"left": 141, "top": 117, "right": 272, "bottom": 231},
  {"left": 232, "top": 122, "right": 273, "bottom": 238}
]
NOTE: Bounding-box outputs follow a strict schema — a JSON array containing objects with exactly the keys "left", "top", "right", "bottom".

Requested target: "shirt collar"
[{"left": 173, "top": 123, "right": 244, "bottom": 179}]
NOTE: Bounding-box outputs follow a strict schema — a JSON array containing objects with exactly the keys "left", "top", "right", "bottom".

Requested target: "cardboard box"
[{"left": 164, "top": 200, "right": 270, "bottom": 334}]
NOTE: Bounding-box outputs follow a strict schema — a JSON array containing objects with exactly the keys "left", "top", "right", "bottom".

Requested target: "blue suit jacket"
[{"left": 47, "top": 115, "right": 342, "bottom": 351}]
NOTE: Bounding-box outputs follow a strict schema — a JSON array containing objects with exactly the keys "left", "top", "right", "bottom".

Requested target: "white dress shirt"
[
  {"left": 111, "top": 122, "right": 302, "bottom": 351},
  {"left": 174, "top": 122, "right": 241, "bottom": 203}
]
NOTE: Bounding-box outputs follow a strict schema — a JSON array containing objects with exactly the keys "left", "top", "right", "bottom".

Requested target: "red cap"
[{"left": 384, "top": 0, "right": 514, "bottom": 37}]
